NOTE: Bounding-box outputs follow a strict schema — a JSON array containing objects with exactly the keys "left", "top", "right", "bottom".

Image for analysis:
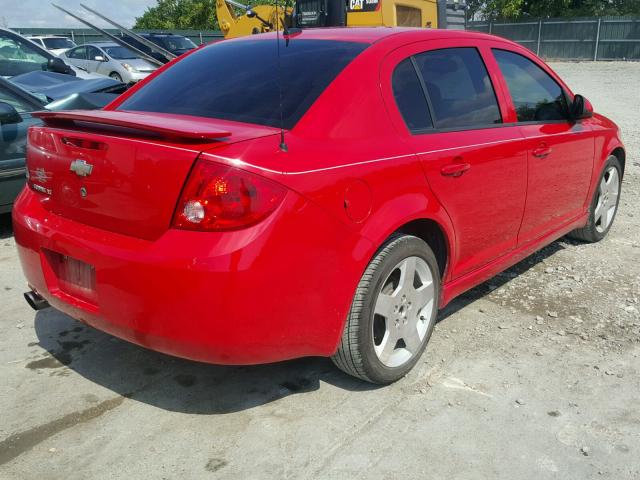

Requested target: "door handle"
[
  {"left": 440, "top": 162, "right": 471, "bottom": 177},
  {"left": 533, "top": 143, "right": 552, "bottom": 158}
]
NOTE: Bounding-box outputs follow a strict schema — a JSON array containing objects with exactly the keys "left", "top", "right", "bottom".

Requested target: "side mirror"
[
  {"left": 0, "top": 102, "right": 22, "bottom": 125},
  {"left": 94, "top": 55, "right": 106, "bottom": 62},
  {"left": 47, "top": 57, "right": 72, "bottom": 75},
  {"left": 570, "top": 94, "right": 593, "bottom": 120}
]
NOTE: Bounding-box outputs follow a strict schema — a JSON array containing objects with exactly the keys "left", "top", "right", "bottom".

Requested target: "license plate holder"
[{"left": 44, "top": 250, "right": 97, "bottom": 303}]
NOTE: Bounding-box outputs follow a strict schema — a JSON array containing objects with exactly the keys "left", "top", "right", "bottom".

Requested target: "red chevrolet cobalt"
[{"left": 13, "top": 28, "right": 624, "bottom": 384}]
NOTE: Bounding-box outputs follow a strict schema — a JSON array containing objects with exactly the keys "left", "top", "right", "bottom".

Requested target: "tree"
[
  {"left": 134, "top": 0, "right": 285, "bottom": 30},
  {"left": 134, "top": 0, "right": 218, "bottom": 30},
  {"left": 470, "top": 0, "right": 640, "bottom": 20}
]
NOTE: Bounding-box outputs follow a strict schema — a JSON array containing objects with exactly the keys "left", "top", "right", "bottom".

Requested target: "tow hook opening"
[{"left": 24, "top": 290, "right": 50, "bottom": 311}]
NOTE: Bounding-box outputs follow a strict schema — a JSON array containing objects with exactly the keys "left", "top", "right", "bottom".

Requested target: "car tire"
[
  {"left": 332, "top": 235, "right": 440, "bottom": 384},
  {"left": 109, "top": 72, "right": 123, "bottom": 82},
  {"left": 568, "top": 155, "right": 622, "bottom": 243}
]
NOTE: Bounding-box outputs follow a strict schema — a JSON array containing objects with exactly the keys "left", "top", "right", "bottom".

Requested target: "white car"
[
  {"left": 27, "top": 36, "right": 77, "bottom": 56},
  {"left": 60, "top": 42, "right": 158, "bottom": 83}
]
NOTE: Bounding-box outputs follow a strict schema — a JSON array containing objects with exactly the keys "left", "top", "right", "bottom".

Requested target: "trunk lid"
[{"left": 27, "top": 110, "right": 279, "bottom": 240}]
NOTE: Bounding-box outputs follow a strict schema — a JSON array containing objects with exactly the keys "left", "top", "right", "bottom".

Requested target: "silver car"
[{"left": 60, "top": 42, "right": 157, "bottom": 83}]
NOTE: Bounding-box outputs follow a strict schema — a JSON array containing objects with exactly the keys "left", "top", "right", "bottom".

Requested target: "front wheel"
[
  {"left": 109, "top": 72, "right": 123, "bottom": 82},
  {"left": 332, "top": 235, "right": 440, "bottom": 384},
  {"left": 568, "top": 155, "right": 622, "bottom": 243}
]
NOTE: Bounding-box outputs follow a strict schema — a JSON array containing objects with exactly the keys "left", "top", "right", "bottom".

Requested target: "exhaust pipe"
[{"left": 24, "top": 290, "right": 50, "bottom": 311}]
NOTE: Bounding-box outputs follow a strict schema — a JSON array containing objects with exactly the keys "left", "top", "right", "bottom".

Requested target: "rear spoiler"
[{"left": 32, "top": 110, "right": 232, "bottom": 141}]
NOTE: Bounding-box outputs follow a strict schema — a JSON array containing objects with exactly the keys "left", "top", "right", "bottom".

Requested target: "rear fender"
[
  {"left": 584, "top": 114, "right": 625, "bottom": 209},
  {"left": 358, "top": 192, "right": 456, "bottom": 286}
]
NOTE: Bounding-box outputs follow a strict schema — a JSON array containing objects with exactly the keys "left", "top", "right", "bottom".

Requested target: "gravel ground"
[{"left": 0, "top": 61, "right": 639, "bottom": 480}]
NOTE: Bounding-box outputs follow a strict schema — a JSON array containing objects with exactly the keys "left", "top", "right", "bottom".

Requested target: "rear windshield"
[
  {"left": 118, "top": 39, "right": 367, "bottom": 129},
  {"left": 153, "top": 36, "right": 196, "bottom": 51},
  {"left": 43, "top": 38, "right": 75, "bottom": 49}
]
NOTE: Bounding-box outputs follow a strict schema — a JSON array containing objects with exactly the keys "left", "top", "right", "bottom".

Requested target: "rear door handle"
[
  {"left": 533, "top": 143, "right": 552, "bottom": 158},
  {"left": 440, "top": 162, "right": 471, "bottom": 177}
]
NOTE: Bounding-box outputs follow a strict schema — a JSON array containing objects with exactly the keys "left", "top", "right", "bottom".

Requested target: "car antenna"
[{"left": 275, "top": 0, "right": 288, "bottom": 152}]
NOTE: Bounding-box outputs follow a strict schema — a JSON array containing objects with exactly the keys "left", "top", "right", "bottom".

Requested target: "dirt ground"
[{"left": 0, "top": 61, "right": 639, "bottom": 480}]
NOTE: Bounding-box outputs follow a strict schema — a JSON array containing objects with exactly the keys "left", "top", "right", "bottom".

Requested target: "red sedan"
[{"left": 13, "top": 28, "right": 624, "bottom": 384}]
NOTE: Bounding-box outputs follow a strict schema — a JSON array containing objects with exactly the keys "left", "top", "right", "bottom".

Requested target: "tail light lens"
[
  {"left": 26, "top": 127, "right": 56, "bottom": 195},
  {"left": 172, "top": 159, "right": 287, "bottom": 231}
]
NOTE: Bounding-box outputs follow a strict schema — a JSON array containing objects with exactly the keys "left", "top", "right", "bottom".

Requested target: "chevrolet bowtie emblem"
[{"left": 70, "top": 159, "right": 93, "bottom": 177}]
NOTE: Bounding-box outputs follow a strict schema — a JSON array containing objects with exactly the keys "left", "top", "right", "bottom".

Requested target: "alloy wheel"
[
  {"left": 372, "top": 256, "right": 435, "bottom": 368},
  {"left": 594, "top": 166, "right": 620, "bottom": 233}
]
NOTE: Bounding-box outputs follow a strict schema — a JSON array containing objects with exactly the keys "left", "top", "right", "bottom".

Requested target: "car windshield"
[
  {"left": 104, "top": 46, "right": 137, "bottom": 60},
  {"left": 42, "top": 38, "right": 75, "bottom": 50},
  {"left": 118, "top": 39, "right": 367, "bottom": 129},
  {"left": 0, "top": 33, "right": 50, "bottom": 77},
  {"left": 0, "top": 77, "right": 44, "bottom": 112},
  {"left": 154, "top": 36, "right": 196, "bottom": 51}
]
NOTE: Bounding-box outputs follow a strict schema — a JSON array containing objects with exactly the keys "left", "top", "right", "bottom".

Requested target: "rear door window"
[
  {"left": 392, "top": 58, "right": 433, "bottom": 132},
  {"left": 413, "top": 48, "right": 502, "bottom": 129},
  {"left": 493, "top": 49, "right": 569, "bottom": 122},
  {"left": 118, "top": 39, "right": 367, "bottom": 129}
]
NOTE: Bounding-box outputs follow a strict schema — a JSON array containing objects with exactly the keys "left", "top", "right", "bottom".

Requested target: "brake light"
[
  {"left": 28, "top": 127, "right": 56, "bottom": 153},
  {"left": 172, "top": 160, "right": 287, "bottom": 231},
  {"left": 26, "top": 127, "right": 56, "bottom": 196}
]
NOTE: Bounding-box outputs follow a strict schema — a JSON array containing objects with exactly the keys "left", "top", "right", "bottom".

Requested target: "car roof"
[
  {"left": 234, "top": 27, "right": 509, "bottom": 46},
  {"left": 138, "top": 32, "right": 180, "bottom": 37},
  {"left": 28, "top": 35, "right": 69, "bottom": 39},
  {"left": 90, "top": 42, "right": 119, "bottom": 46}
]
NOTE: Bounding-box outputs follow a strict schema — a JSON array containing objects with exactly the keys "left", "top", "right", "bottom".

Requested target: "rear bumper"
[{"left": 13, "top": 188, "right": 371, "bottom": 364}]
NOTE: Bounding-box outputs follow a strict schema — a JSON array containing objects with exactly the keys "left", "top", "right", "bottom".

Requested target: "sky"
[{"left": 1, "top": 0, "right": 158, "bottom": 28}]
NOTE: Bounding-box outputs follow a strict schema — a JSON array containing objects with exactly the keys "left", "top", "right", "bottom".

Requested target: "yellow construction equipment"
[
  {"left": 217, "top": 0, "right": 439, "bottom": 39},
  {"left": 346, "top": 0, "right": 438, "bottom": 28},
  {"left": 216, "top": 0, "right": 289, "bottom": 38}
]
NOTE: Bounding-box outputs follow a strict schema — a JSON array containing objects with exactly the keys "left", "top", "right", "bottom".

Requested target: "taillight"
[
  {"left": 27, "top": 127, "right": 56, "bottom": 195},
  {"left": 28, "top": 127, "right": 56, "bottom": 153},
  {"left": 172, "top": 159, "right": 287, "bottom": 231}
]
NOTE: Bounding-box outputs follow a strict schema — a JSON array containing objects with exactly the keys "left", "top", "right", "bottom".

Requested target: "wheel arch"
[
  {"left": 360, "top": 213, "right": 454, "bottom": 286},
  {"left": 611, "top": 146, "right": 626, "bottom": 177},
  {"left": 395, "top": 218, "right": 449, "bottom": 280}
]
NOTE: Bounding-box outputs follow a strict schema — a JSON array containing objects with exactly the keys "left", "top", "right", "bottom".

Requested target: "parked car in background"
[
  {"left": 0, "top": 79, "right": 39, "bottom": 214},
  {"left": 27, "top": 36, "right": 77, "bottom": 56},
  {"left": 1, "top": 27, "right": 99, "bottom": 80},
  {"left": 60, "top": 42, "right": 158, "bottom": 83},
  {"left": 0, "top": 76, "right": 118, "bottom": 213},
  {"left": 119, "top": 32, "right": 197, "bottom": 63},
  {"left": 13, "top": 29, "right": 625, "bottom": 384},
  {"left": 9, "top": 70, "right": 126, "bottom": 103}
]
